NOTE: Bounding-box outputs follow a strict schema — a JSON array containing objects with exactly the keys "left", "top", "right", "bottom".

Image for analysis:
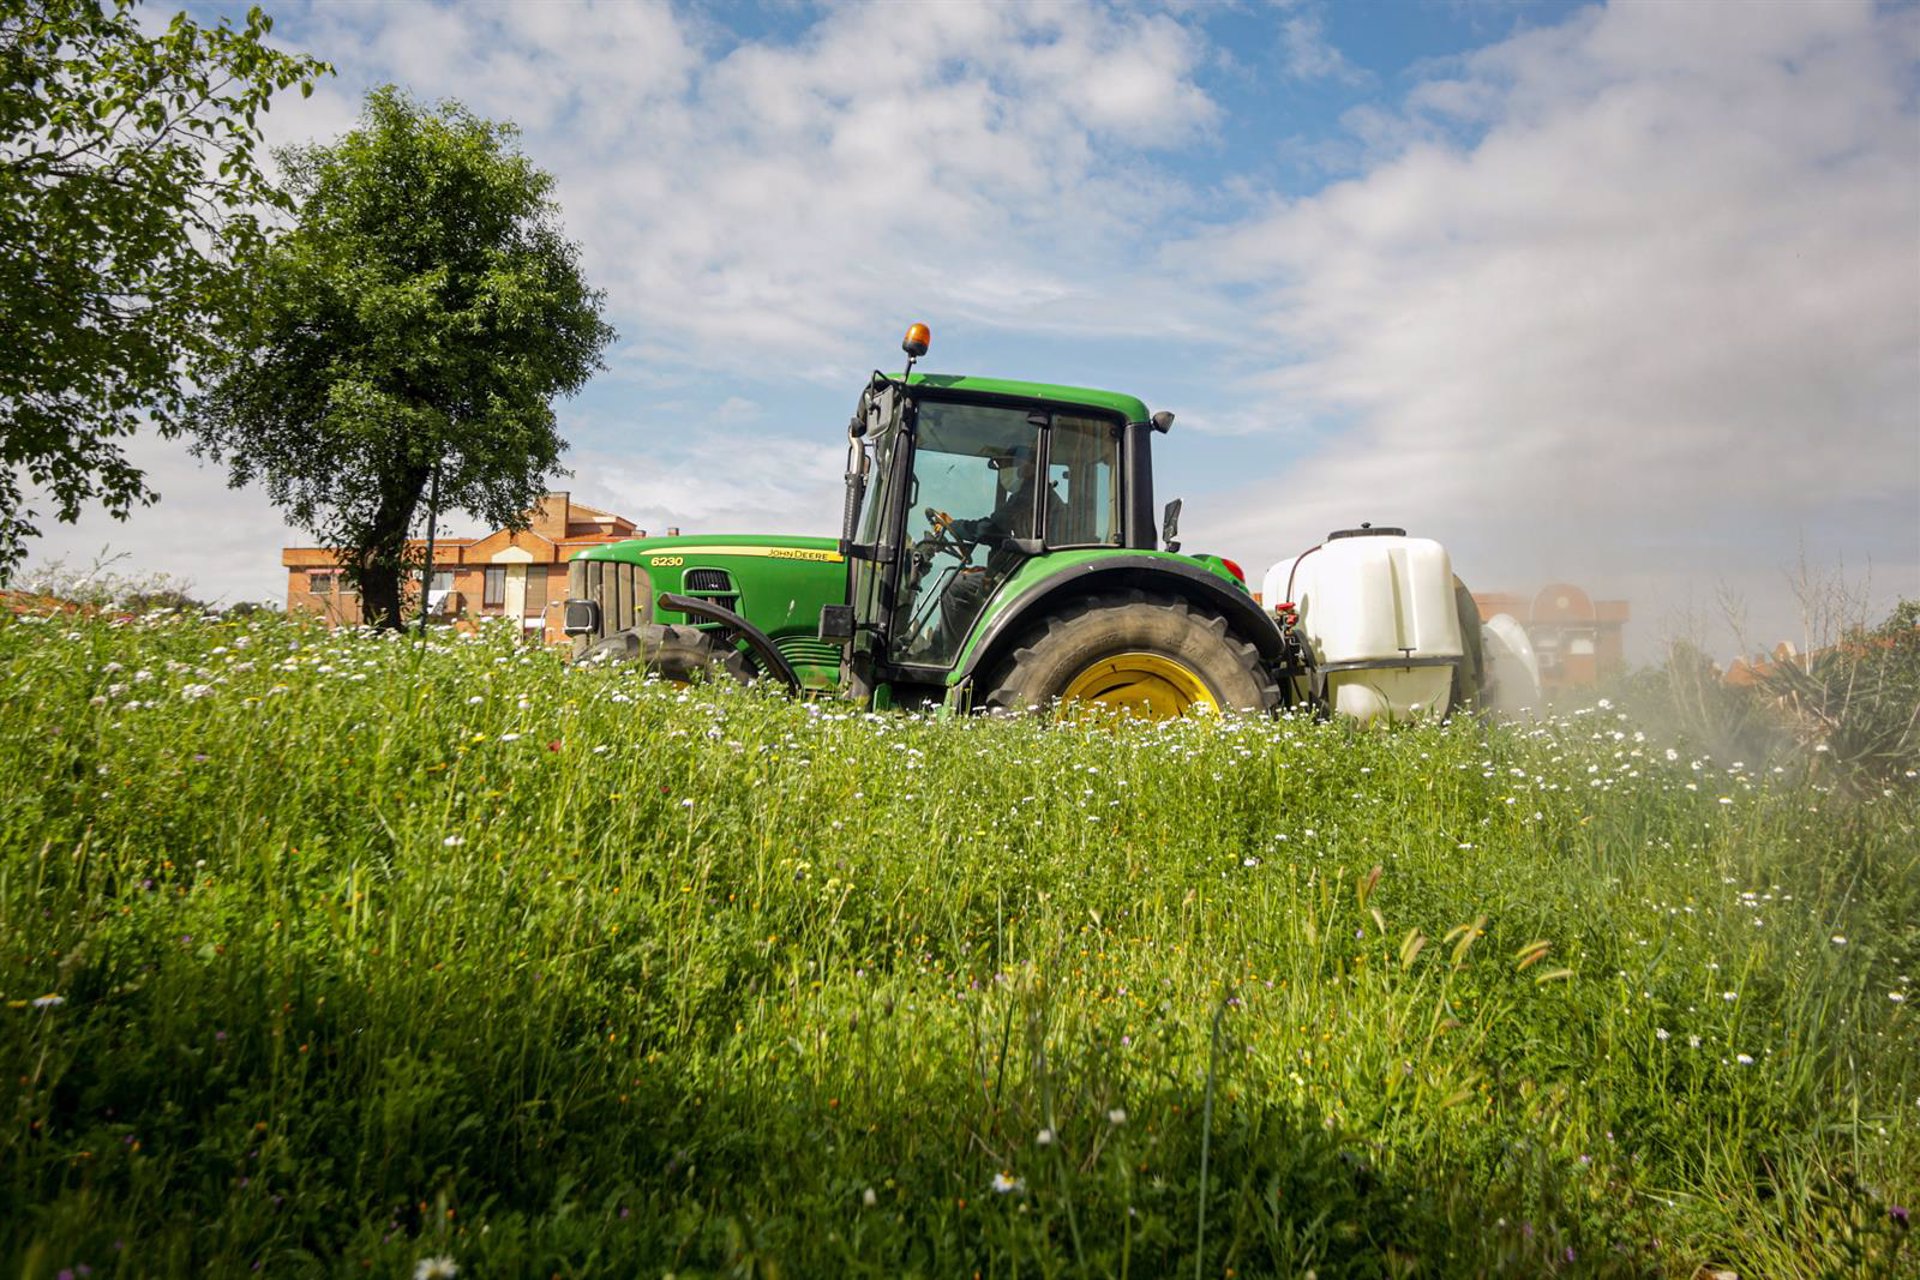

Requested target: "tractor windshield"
[{"left": 891, "top": 401, "right": 1048, "bottom": 667}]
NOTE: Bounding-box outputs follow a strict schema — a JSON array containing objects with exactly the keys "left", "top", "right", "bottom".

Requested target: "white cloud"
[
  {"left": 1178, "top": 0, "right": 1920, "bottom": 656},
  {"left": 1269, "top": 0, "right": 1368, "bottom": 85},
  {"left": 269, "top": 0, "right": 1221, "bottom": 374},
  {"left": 566, "top": 436, "right": 846, "bottom": 538}
]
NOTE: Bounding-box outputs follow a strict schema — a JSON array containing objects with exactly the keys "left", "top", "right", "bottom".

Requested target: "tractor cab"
[{"left": 834, "top": 325, "right": 1174, "bottom": 705}]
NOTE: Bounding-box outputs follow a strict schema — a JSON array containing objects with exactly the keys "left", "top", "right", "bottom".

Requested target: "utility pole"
[{"left": 418, "top": 463, "right": 441, "bottom": 636}]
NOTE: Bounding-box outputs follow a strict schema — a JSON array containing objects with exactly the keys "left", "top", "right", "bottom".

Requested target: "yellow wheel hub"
[{"left": 1058, "top": 651, "right": 1216, "bottom": 719}]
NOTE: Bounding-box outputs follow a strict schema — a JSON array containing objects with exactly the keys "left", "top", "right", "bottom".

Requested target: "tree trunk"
[
  {"left": 358, "top": 559, "right": 406, "bottom": 631},
  {"left": 354, "top": 465, "right": 429, "bottom": 630}
]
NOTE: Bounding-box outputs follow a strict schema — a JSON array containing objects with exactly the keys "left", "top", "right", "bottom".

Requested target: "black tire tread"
[
  {"left": 980, "top": 592, "right": 1279, "bottom": 716},
  {"left": 584, "top": 624, "right": 754, "bottom": 684}
]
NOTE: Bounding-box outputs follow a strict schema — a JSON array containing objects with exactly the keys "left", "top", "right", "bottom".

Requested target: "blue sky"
[{"left": 25, "top": 0, "right": 1919, "bottom": 661}]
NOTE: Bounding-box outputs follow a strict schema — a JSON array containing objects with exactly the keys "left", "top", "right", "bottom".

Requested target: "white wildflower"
[
  {"left": 991, "top": 1171, "right": 1025, "bottom": 1194},
  {"left": 413, "top": 1258, "right": 459, "bottom": 1280},
  {"left": 31, "top": 994, "right": 65, "bottom": 1009},
  {"left": 443, "top": 835, "right": 465, "bottom": 848}
]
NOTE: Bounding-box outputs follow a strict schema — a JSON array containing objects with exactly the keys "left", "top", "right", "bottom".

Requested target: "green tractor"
[{"left": 563, "top": 324, "right": 1493, "bottom": 720}]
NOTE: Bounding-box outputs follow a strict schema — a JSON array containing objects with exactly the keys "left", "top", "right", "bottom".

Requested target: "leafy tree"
[
  {"left": 0, "top": 0, "right": 327, "bottom": 575},
  {"left": 189, "top": 86, "right": 614, "bottom": 629}
]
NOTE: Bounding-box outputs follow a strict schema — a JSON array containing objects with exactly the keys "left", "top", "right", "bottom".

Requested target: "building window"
[
  {"left": 309, "top": 571, "right": 335, "bottom": 595},
  {"left": 483, "top": 567, "right": 506, "bottom": 607},
  {"left": 430, "top": 570, "right": 454, "bottom": 593}
]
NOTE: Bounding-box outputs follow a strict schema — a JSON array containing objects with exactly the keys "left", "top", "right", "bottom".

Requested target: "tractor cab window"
[
  {"left": 854, "top": 384, "right": 904, "bottom": 550},
  {"left": 1045, "top": 413, "right": 1121, "bottom": 547},
  {"left": 846, "top": 384, "right": 906, "bottom": 647},
  {"left": 891, "top": 401, "right": 1045, "bottom": 667}
]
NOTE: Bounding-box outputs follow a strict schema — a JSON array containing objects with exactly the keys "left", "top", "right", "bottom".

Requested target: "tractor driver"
[
  {"left": 953, "top": 443, "right": 1063, "bottom": 551},
  {"left": 925, "top": 444, "right": 1065, "bottom": 650}
]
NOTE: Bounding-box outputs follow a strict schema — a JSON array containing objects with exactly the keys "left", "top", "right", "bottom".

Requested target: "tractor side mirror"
[{"left": 1161, "top": 498, "right": 1183, "bottom": 553}]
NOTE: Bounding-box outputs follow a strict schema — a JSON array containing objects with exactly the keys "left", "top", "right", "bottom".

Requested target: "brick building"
[
  {"left": 283, "top": 493, "right": 640, "bottom": 642},
  {"left": 1471, "top": 583, "right": 1629, "bottom": 690}
]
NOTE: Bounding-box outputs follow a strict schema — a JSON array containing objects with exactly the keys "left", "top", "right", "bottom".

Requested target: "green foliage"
[
  {"left": 1618, "top": 638, "right": 1798, "bottom": 768},
  {"left": 0, "top": 611, "right": 1914, "bottom": 1277},
  {"left": 1761, "top": 600, "right": 1920, "bottom": 794},
  {"left": 188, "top": 86, "right": 616, "bottom": 630},
  {"left": 0, "top": 0, "right": 328, "bottom": 574},
  {"left": 1617, "top": 600, "right": 1920, "bottom": 797}
]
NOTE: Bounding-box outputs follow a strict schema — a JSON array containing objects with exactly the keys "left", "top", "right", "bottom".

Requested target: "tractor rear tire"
[
  {"left": 981, "top": 592, "right": 1279, "bottom": 718},
  {"left": 583, "top": 624, "right": 754, "bottom": 684}
]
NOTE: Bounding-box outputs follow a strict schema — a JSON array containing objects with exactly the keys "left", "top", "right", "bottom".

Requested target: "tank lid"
[{"left": 1326, "top": 523, "right": 1407, "bottom": 540}]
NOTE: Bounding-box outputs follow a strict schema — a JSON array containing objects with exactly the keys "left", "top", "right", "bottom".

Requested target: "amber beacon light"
[{"left": 901, "top": 323, "right": 931, "bottom": 358}]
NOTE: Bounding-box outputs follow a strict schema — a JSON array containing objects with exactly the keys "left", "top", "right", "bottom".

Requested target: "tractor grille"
[
  {"left": 677, "top": 567, "right": 738, "bottom": 630},
  {"left": 776, "top": 637, "right": 843, "bottom": 672},
  {"left": 567, "top": 559, "right": 649, "bottom": 657}
]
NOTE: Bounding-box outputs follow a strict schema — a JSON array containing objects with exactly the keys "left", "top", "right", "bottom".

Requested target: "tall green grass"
[{"left": 1, "top": 610, "right": 1913, "bottom": 1277}]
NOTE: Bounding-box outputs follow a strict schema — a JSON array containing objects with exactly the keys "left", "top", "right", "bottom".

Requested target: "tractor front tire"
[
  {"left": 583, "top": 624, "right": 754, "bottom": 684},
  {"left": 981, "top": 592, "right": 1278, "bottom": 719}
]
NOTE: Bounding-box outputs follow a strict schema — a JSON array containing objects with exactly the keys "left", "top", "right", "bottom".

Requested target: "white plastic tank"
[
  {"left": 1262, "top": 527, "right": 1464, "bottom": 725},
  {"left": 1480, "top": 613, "right": 1543, "bottom": 717}
]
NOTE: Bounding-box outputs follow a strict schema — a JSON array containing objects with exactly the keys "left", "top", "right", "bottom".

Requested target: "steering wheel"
[{"left": 920, "top": 507, "right": 976, "bottom": 562}]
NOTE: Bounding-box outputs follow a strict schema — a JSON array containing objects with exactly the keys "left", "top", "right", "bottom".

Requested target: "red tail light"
[{"left": 1220, "top": 557, "right": 1246, "bottom": 584}]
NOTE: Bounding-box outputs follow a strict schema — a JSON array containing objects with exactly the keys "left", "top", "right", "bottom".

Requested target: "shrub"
[{"left": 1761, "top": 599, "right": 1920, "bottom": 794}]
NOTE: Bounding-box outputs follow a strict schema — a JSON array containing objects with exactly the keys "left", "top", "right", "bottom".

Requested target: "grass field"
[{"left": 1, "top": 608, "right": 1914, "bottom": 1278}]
